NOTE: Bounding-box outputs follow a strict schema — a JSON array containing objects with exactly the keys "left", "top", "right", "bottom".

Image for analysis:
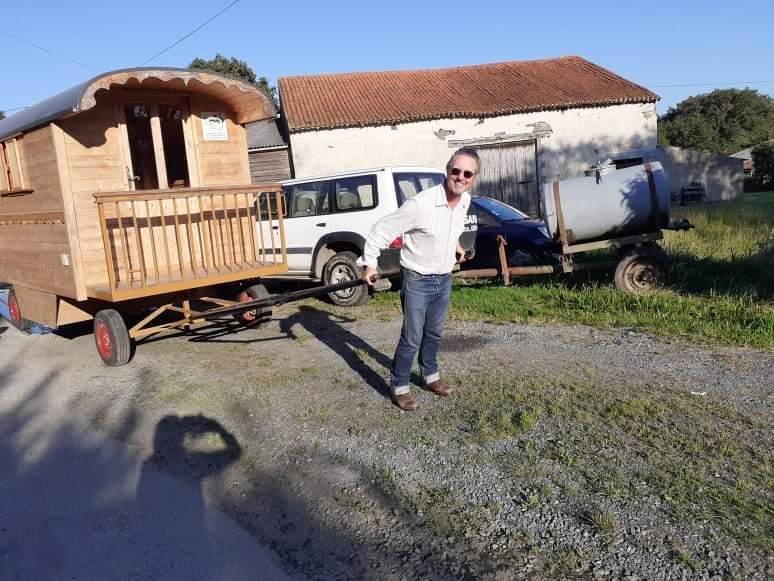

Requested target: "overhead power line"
[
  {"left": 651, "top": 80, "right": 774, "bottom": 88},
  {"left": 0, "top": 27, "right": 96, "bottom": 70},
  {"left": 140, "top": 0, "right": 241, "bottom": 65}
]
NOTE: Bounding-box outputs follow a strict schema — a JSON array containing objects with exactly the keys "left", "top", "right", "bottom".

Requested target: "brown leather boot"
[
  {"left": 424, "top": 379, "right": 454, "bottom": 396},
  {"left": 391, "top": 392, "right": 419, "bottom": 411}
]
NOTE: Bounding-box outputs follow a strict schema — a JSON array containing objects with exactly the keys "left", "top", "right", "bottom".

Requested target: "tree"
[
  {"left": 188, "top": 54, "right": 277, "bottom": 106},
  {"left": 658, "top": 89, "right": 774, "bottom": 155},
  {"left": 752, "top": 142, "right": 774, "bottom": 184},
  {"left": 0, "top": 110, "right": 5, "bottom": 121}
]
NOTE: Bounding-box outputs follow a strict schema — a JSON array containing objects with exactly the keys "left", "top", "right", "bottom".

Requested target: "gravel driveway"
[{"left": 1, "top": 299, "right": 771, "bottom": 580}]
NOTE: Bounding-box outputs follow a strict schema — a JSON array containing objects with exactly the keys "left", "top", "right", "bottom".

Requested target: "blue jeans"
[{"left": 390, "top": 269, "right": 452, "bottom": 395}]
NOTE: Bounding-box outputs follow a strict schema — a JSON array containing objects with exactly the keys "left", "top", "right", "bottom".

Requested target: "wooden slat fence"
[{"left": 94, "top": 185, "right": 286, "bottom": 295}]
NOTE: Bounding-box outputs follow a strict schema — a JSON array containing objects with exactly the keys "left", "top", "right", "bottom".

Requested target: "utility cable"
[
  {"left": 651, "top": 80, "right": 774, "bottom": 88},
  {"left": 140, "top": 0, "right": 241, "bottom": 65},
  {"left": 0, "top": 27, "right": 96, "bottom": 70}
]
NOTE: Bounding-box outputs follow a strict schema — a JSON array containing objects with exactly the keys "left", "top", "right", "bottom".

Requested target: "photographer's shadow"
[
  {"left": 136, "top": 415, "right": 242, "bottom": 513},
  {"left": 279, "top": 305, "right": 394, "bottom": 398}
]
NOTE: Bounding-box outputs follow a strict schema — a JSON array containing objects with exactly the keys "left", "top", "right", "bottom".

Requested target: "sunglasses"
[{"left": 450, "top": 167, "right": 476, "bottom": 179}]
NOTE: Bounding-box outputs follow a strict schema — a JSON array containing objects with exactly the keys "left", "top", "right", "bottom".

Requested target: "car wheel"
[
  {"left": 614, "top": 246, "right": 670, "bottom": 294},
  {"left": 323, "top": 251, "right": 369, "bottom": 307}
]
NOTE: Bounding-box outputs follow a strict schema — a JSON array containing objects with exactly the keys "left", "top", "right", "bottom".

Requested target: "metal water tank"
[{"left": 542, "top": 162, "right": 671, "bottom": 244}]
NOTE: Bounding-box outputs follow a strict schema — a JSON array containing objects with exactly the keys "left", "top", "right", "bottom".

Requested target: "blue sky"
[{"left": 2, "top": 0, "right": 772, "bottom": 116}]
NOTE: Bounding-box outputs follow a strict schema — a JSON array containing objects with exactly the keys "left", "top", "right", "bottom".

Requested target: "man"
[{"left": 361, "top": 147, "right": 480, "bottom": 410}]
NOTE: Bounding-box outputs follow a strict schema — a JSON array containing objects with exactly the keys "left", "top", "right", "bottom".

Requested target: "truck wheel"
[
  {"left": 94, "top": 309, "right": 133, "bottom": 366},
  {"left": 233, "top": 283, "right": 271, "bottom": 325},
  {"left": 614, "top": 247, "right": 670, "bottom": 294},
  {"left": 323, "top": 251, "right": 369, "bottom": 307},
  {"left": 7, "top": 289, "right": 32, "bottom": 331}
]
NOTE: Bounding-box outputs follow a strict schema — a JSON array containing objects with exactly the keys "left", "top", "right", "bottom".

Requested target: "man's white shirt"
[{"left": 362, "top": 183, "right": 471, "bottom": 275}]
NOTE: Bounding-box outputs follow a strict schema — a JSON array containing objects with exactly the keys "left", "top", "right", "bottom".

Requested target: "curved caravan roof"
[{"left": 0, "top": 67, "right": 277, "bottom": 141}]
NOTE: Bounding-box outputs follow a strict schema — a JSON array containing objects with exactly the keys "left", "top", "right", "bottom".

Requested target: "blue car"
[{"left": 463, "top": 196, "right": 557, "bottom": 269}]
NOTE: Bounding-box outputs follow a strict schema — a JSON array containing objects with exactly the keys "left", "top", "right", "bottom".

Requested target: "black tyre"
[
  {"left": 614, "top": 246, "right": 671, "bottom": 294},
  {"left": 94, "top": 309, "right": 133, "bottom": 366},
  {"left": 7, "top": 289, "right": 32, "bottom": 331},
  {"left": 233, "top": 283, "right": 271, "bottom": 326},
  {"left": 322, "top": 251, "right": 369, "bottom": 307}
]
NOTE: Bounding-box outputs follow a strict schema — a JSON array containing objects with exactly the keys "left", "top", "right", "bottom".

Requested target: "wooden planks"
[
  {"left": 0, "top": 222, "right": 78, "bottom": 297},
  {"left": 91, "top": 187, "right": 287, "bottom": 301},
  {"left": 189, "top": 95, "right": 251, "bottom": 187},
  {"left": 12, "top": 285, "right": 58, "bottom": 327},
  {"left": 249, "top": 149, "right": 291, "bottom": 183},
  {"left": 58, "top": 98, "right": 127, "bottom": 290}
]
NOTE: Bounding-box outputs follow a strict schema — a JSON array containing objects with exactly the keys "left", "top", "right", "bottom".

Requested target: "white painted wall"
[
  {"left": 654, "top": 146, "right": 744, "bottom": 202},
  {"left": 289, "top": 102, "right": 657, "bottom": 180}
]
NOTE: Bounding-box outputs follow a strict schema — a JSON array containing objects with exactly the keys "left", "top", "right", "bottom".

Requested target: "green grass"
[
  {"left": 418, "top": 372, "right": 773, "bottom": 552},
  {"left": 664, "top": 191, "right": 774, "bottom": 299},
  {"left": 371, "top": 192, "right": 774, "bottom": 348}
]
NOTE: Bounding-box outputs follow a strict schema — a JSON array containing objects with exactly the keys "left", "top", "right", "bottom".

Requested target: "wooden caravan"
[{"left": 0, "top": 67, "right": 288, "bottom": 364}]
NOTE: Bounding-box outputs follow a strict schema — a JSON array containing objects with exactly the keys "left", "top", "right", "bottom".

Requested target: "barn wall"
[{"left": 289, "top": 102, "right": 657, "bottom": 181}]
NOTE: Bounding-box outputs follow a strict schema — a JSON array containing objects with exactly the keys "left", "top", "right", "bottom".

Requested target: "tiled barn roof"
[{"left": 279, "top": 55, "right": 658, "bottom": 133}]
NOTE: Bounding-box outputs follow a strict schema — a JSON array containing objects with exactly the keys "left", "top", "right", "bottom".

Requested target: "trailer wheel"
[
  {"left": 7, "top": 289, "right": 32, "bottom": 331},
  {"left": 614, "top": 247, "right": 670, "bottom": 294},
  {"left": 94, "top": 309, "right": 132, "bottom": 366},
  {"left": 323, "top": 251, "right": 369, "bottom": 307},
  {"left": 233, "top": 284, "right": 271, "bottom": 325}
]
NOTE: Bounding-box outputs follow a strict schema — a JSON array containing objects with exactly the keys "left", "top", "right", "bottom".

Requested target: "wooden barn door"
[{"left": 472, "top": 140, "right": 540, "bottom": 217}]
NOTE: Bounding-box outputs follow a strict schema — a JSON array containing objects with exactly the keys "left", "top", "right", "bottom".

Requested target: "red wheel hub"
[
  {"left": 8, "top": 293, "right": 21, "bottom": 326},
  {"left": 95, "top": 320, "right": 113, "bottom": 360},
  {"left": 238, "top": 290, "right": 257, "bottom": 322}
]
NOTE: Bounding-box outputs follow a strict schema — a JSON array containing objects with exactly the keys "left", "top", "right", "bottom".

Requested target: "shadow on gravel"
[
  {"left": 0, "top": 368, "right": 289, "bottom": 579},
  {"left": 0, "top": 349, "right": 503, "bottom": 579},
  {"left": 279, "top": 305, "right": 394, "bottom": 398}
]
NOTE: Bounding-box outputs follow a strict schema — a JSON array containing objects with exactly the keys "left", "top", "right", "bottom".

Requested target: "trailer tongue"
[{"left": 200, "top": 278, "right": 369, "bottom": 321}]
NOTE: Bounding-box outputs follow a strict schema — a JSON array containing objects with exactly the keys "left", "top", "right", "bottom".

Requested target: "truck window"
[
  {"left": 285, "top": 181, "right": 330, "bottom": 218},
  {"left": 333, "top": 175, "right": 377, "bottom": 212},
  {"left": 393, "top": 172, "right": 445, "bottom": 205}
]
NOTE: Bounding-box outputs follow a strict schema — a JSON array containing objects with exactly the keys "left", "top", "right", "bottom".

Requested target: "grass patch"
[
  {"left": 297, "top": 403, "right": 333, "bottom": 425},
  {"left": 422, "top": 372, "right": 773, "bottom": 552},
  {"left": 581, "top": 507, "right": 618, "bottom": 541},
  {"left": 371, "top": 192, "right": 774, "bottom": 348},
  {"left": 544, "top": 546, "right": 584, "bottom": 576},
  {"left": 670, "top": 543, "right": 700, "bottom": 572},
  {"left": 665, "top": 191, "right": 774, "bottom": 299}
]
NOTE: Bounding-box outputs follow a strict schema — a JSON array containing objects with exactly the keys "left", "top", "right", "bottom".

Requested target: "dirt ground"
[{"left": 1, "top": 298, "right": 772, "bottom": 579}]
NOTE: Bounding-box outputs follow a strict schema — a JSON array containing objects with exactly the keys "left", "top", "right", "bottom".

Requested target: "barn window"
[{"left": 0, "top": 138, "right": 24, "bottom": 193}]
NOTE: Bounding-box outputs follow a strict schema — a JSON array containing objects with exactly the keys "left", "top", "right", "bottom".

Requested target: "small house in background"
[
  {"left": 278, "top": 55, "right": 659, "bottom": 216},
  {"left": 246, "top": 117, "right": 291, "bottom": 183},
  {"left": 608, "top": 146, "right": 745, "bottom": 203},
  {"left": 656, "top": 146, "right": 744, "bottom": 203},
  {"left": 730, "top": 146, "right": 755, "bottom": 176}
]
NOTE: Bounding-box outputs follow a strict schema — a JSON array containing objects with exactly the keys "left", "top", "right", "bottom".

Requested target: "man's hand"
[
  {"left": 456, "top": 244, "right": 468, "bottom": 263},
  {"left": 362, "top": 266, "right": 379, "bottom": 286}
]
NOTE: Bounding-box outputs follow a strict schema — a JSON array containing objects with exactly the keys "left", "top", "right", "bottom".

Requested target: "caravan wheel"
[{"left": 94, "top": 309, "right": 133, "bottom": 366}]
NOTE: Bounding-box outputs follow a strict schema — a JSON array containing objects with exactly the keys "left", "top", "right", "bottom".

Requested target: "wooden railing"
[{"left": 94, "top": 185, "right": 287, "bottom": 297}]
